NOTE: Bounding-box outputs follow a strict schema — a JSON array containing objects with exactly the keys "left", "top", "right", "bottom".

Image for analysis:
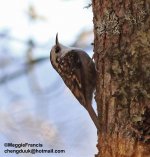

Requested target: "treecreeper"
[{"left": 50, "top": 34, "right": 100, "bottom": 131}]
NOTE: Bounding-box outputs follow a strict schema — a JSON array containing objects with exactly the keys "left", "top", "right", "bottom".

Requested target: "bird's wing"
[{"left": 59, "top": 51, "right": 86, "bottom": 107}]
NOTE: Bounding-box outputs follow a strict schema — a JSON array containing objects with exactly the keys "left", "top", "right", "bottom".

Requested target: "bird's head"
[{"left": 50, "top": 33, "right": 71, "bottom": 68}]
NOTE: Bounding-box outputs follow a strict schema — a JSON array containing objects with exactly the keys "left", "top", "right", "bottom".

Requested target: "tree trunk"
[{"left": 92, "top": 0, "right": 150, "bottom": 157}]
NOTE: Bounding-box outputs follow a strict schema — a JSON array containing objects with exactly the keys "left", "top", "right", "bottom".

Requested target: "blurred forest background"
[{"left": 0, "top": 0, "right": 98, "bottom": 157}]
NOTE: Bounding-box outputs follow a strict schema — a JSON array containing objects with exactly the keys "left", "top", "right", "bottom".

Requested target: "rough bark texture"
[{"left": 92, "top": 0, "right": 150, "bottom": 157}]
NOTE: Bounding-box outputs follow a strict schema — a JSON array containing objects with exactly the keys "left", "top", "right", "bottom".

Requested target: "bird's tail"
[{"left": 86, "top": 103, "right": 100, "bottom": 131}]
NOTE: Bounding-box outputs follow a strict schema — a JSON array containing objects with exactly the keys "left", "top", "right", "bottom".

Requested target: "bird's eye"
[{"left": 55, "top": 46, "right": 60, "bottom": 53}]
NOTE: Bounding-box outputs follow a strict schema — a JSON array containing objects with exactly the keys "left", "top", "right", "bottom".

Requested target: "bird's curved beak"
[{"left": 55, "top": 33, "right": 59, "bottom": 46}]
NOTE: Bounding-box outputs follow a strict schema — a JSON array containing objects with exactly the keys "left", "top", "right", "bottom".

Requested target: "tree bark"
[{"left": 92, "top": 0, "right": 150, "bottom": 157}]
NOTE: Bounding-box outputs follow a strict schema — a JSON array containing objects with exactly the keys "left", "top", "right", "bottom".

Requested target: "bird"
[{"left": 50, "top": 34, "right": 100, "bottom": 131}]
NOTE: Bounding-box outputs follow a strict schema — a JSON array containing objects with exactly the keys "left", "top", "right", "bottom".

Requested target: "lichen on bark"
[{"left": 92, "top": 0, "right": 150, "bottom": 156}]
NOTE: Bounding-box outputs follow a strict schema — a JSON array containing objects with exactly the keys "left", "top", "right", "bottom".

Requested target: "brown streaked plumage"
[{"left": 50, "top": 34, "right": 100, "bottom": 131}]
